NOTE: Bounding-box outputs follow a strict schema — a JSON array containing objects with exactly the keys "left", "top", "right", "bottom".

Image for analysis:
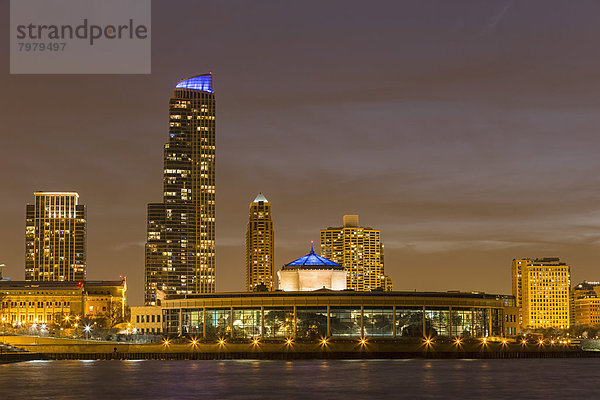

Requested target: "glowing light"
[
  {"left": 84, "top": 325, "right": 91, "bottom": 332},
  {"left": 252, "top": 339, "right": 259, "bottom": 345},
  {"left": 175, "top": 75, "right": 214, "bottom": 93},
  {"left": 454, "top": 338, "right": 462, "bottom": 345},
  {"left": 539, "top": 339, "right": 544, "bottom": 345},
  {"left": 359, "top": 338, "right": 367, "bottom": 345},
  {"left": 522, "top": 339, "right": 527, "bottom": 345},
  {"left": 218, "top": 338, "right": 226, "bottom": 345},
  {"left": 162, "top": 338, "right": 171, "bottom": 346},
  {"left": 286, "top": 339, "right": 293, "bottom": 345},
  {"left": 320, "top": 338, "right": 329, "bottom": 346}
]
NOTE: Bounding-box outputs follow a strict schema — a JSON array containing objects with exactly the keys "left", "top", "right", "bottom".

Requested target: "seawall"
[{"left": 2, "top": 336, "right": 598, "bottom": 360}]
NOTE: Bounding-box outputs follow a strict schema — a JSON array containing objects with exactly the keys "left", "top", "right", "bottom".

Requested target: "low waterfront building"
[
  {"left": 277, "top": 245, "right": 347, "bottom": 291},
  {"left": 130, "top": 305, "right": 163, "bottom": 334},
  {"left": 572, "top": 297, "right": 600, "bottom": 326},
  {"left": 0, "top": 280, "right": 126, "bottom": 327},
  {"left": 161, "top": 290, "right": 518, "bottom": 339},
  {"left": 571, "top": 281, "right": 600, "bottom": 326}
]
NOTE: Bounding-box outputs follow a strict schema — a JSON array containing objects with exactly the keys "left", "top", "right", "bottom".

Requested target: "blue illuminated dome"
[
  {"left": 175, "top": 74, "right": 214, "bottom": 93},
  {"left": 282, "top": 243, "right": 343, "bottom": 270}
]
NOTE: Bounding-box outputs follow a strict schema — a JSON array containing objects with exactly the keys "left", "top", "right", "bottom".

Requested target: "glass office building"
[{"left": 145, "top": 74, "right": 217, "bottom": 305}]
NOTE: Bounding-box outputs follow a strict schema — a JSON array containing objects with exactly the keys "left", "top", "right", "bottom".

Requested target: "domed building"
[{"left": 277, "top": 244, "right": 347, "bottom": 291}]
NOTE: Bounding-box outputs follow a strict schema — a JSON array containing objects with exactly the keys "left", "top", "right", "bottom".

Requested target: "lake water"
[{"left": 0, "top": 359, "right": 597, "bottom": 399}]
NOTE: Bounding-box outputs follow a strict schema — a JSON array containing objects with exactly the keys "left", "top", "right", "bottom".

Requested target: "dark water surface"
[{"left": 0, "top": 359, "right": 597, "bottom": 399}]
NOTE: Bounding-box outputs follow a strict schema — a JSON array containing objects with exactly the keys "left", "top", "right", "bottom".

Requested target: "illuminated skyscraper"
[
  {"left": 145, "top": 74, "right": 216, "bottom": 305},
  {"left": 320, "top": 215, "right": 391, "bottom": 291},
  {"left": 511, "top": 258, "right": 571, "bottom": 329},
  {"left": 246, "top": 193, "right": 274, "bottom": 291},
  {"left": 25, "top": 192, "right": 86, "bottom": 281}
]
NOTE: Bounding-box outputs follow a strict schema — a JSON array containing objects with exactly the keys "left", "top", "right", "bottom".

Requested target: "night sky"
[{"left": 1, "top": 1, "right": 599, "bottom": 305}]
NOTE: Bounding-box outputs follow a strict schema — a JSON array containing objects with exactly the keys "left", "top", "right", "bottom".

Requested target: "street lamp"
[{"left": 83, "top": 325, "right": 91, "bottom": 340}]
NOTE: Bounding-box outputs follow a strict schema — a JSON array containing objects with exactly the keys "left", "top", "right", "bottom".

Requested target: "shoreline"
[{"left": 2, "top": 335, "right": 600, "bottom": 361}]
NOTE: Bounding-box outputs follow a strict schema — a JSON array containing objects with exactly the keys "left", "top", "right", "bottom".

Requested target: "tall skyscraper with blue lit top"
[{"left": 145, "top": 74, "right": 216, "bottom": 305}]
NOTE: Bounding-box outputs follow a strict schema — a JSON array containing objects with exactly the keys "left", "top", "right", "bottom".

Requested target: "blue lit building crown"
[
  {"left": 283, "top": 244, "right": 342, "bottom": 268},
  {"left": 175, "top": 74, "right": 214, "bottom": 93}
]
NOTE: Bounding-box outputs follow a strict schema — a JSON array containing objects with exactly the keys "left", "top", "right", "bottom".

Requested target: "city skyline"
[{"left": 2, "top": 1, "right": 600, "bottom": 306}]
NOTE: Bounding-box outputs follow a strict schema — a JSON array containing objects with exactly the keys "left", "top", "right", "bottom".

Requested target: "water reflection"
[{"left": 0, "top": 359, "right": 598, "bottom": 400}]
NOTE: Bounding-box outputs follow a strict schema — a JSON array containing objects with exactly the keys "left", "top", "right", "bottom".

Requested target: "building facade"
[
  {"left": 512, "top": 258, "right": 571, "bottom": 329},
  {"left": 0, "top": 280, "right": 126, "bottom": 327},
  {"left": 571, "top": 281, "right": 600, "bottom": 325},
  {"left": 145, "top": 74, "right": 217, "bottom": 305},
  {"left": 572, "top": 297, "right": 600, "bottom": 326},
  {"left": 25, "top": 192, "right": 86, "bottom": 282},
  {"left": 320, "top": 215, "right": 389, "bottom": 291},
  {"left": 161, "top": 291, "right": 517, "bottom": 339},
  {"left": 130, "top": 305, "right": 163, "bottom": 335},
  {"left": 246, "top": 193, "right": 274, "bottom": 291}
]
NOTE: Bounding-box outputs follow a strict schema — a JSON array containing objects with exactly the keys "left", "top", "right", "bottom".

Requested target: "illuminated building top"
[
  {"left": 283, "top": 244, "right": 342, "bottom": 269},
  {"left": 175, "top": 74, "right": 214, "bottom": 93}
]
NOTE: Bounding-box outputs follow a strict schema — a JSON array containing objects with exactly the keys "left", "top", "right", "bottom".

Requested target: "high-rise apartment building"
[
  {"left": 511, "top": 258, "right": 570, "bottom": 329},
  {"left": 145, "top": 74, "right": 216, "bottom": 305},
  {"left": 320, "top": 215, "right": 390, "bottom": 291},
  {"left": 246, "top": 193, "right": 274, "bottom": 291},
  {"left": 25, "top": 192, "right": 86, "bottom": 281}
]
